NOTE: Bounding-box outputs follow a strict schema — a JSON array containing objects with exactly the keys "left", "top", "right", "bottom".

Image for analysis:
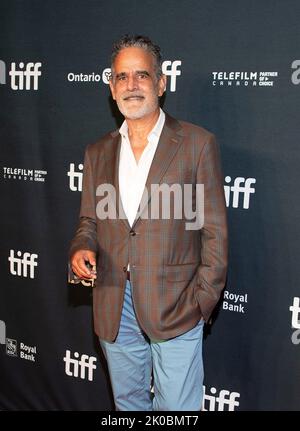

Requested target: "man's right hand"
[{"left": 71, "top": 250, "right": 97, "bottom": 280}]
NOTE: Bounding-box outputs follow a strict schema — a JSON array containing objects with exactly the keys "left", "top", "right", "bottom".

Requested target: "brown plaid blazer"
[{"left": 69, "top": 112, "right": 228, "bottom": 342}]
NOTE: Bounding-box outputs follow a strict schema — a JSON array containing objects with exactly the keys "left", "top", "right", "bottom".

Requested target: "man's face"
[{"left": 109, "top": 47, "right": 166, "bottom": 120}]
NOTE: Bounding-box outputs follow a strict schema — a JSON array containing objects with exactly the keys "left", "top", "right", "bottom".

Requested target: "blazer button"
[{"left": 130, "top": 230, "right": 136, "bottom": 236}]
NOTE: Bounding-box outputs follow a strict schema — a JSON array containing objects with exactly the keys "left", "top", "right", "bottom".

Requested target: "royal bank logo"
[
  {"left": 202, "top": 385, "right": 240, "bottom": 411},
  {"left": 222, "top": 290, "right": 248, "bottom": 314},
  {"left": 212, "top": 71, "right": 278, "bottom": 87},
  {"left": 0, "top": 60, "right": 42, "bottom": 90},
  {"left": 224, "top": 176, "right": 256, "bottom": 209},
  {"left": 63, "top": 349, "right": 97, "bottom": 381},
  {"left": 6, "top": 338, "right": 18, "bottom": 357},
  {"left": 8, "top": 249, "right": 38, "bottom": 279},
  {"left": 3, "top": 166, "right": 47, "bottom": 182},
  {"left": 290, "top": 297, "right": 300, "bottom": 345},
  {"left": 67, "top": 60, "right": 182, "bottom": 92},
  {"left": 0, "top": 320, "right": 37, "bottom": 361}
]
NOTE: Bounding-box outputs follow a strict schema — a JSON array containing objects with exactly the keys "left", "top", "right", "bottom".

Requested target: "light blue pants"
[{"left": 99, "top": 279, "right": 204, "bottom": 411}]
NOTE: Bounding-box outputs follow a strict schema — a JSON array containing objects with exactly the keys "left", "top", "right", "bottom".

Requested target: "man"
[{"left": 69, "top": 34, "right": 228, "bottom": 411}]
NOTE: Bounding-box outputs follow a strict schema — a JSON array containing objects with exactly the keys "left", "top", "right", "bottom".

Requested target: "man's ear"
[
  {"left": 109, "top": 78, "right": 116, "bottom": 100},
  {"left": 158, "top": 74, "right": 167, "bottom": 97}
]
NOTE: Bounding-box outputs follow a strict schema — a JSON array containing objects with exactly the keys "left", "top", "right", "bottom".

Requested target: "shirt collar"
[{"left": 119, "top": 108, "right": 165, "bottom": 143}]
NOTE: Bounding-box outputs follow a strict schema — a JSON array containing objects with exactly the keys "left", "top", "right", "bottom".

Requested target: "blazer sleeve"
[
  {"left": 194, "top": 133, "right": 228, "bottom": 322},
  {"left": 68, "top": 145, "right": 98, "bottom": 260}
]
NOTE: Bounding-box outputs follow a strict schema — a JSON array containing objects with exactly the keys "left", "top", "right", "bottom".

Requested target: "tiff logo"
[
  {"left": 290, "top": 297, "right": 300, "bottom": 329},
  {"left": 162, "top": 60, "right": 181, "bottom": 92},
  {"left": 290, "top": 297, "right": 300, "bottom": 345},
  {"left": 224, "top": 176, "right": 256, "bottom": 209},
  {"left": 0, "top": 60, "right": 42, "bottom": 90},
  {"left": 68, "top": 163, "right": 83, "bottom": 192},
  {"left": 64, "top": 349, "right": 97, "bottom": 381},
  {"left": 8, "top": 249, "right": 38, "bottom": 279},
  {"left": 202, "top": 386, "right": 240, "bottom": 411}
]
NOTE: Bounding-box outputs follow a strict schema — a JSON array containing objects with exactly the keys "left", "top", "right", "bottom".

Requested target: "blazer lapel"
[
  {"left": 104, "top": 131, "right": 131, "bottom": 230},
  {"left": 132, "top": 113, "right": 183, "bottom": 228}
]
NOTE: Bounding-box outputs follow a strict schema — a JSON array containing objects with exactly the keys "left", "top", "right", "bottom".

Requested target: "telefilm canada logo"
[
  {"left": 0, "top": 320, "right": 38, "bottom": 362},
  {"left": 212, "top": 71, "right": 279, "bottom": 87},
  {"left": 0, "top": 60, "right": 42, "bottom": 90},
  {"left": 67, "top": 60, "right": 182, "bottom": 92},
  {"left": 3, "top": 166, "right": 47, "bottom": 182}
]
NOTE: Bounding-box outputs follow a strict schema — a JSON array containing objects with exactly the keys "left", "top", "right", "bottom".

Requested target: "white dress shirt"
[
  {"left": 118, "top": 108, "right": 165, "bottom": 228},
  {"left": 118, "top": 108, "right": 165, "bottom": 271}
]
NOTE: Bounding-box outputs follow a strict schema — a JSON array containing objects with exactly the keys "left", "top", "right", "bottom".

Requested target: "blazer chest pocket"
[
  {"left": 165, "top": 262, "right": 198, "bottom": 282},
  {"left": 162, "top": 168, "right": 194, "bottom": 186}
]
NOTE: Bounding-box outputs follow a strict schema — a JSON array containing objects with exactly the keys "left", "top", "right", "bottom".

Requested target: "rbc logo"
[
  {"left": 6, "top": 338, "right": 18, "bottom": 357},
  {"left": 67, "top": 163, "right": 83, "bottom": 192},
  {"left": 64, "top": 349, "right": 97, "bottom": 381},
  {"left": 224, "top": 176, "right": 256, "bottom": 209},
  {"left": 8, "top": 249, "right": 38, "bottom": 279},
  {"left": 0, "top": 60, "right": 42, "bottom": 90},
  {"left": 202, "top": 385, "right": 240, "bottom": 411}
]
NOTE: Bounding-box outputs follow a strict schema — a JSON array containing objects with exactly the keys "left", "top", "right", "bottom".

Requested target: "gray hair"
[{"left": 111, "top": 34, "right": 163, "bottom": 80}]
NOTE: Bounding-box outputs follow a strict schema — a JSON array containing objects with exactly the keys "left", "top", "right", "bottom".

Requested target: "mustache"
[{"left": 122, "top": 93, "right": 145, "bottom": 100}]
